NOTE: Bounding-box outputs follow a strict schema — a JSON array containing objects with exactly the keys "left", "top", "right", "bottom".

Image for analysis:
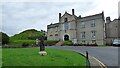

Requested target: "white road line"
[
  {"left": 79, "top": 52, "right": 107, "bottom": 68},
  {"left": 92, "top": 56, "right": 107, "bottom": 68}
]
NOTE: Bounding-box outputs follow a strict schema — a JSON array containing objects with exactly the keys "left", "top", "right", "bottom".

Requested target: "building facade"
[
  {"left": 47, "top": 9, "right": 105, "bottom": 45},
  {"left": 105, "top": 17, "right": 120, "bottom": 45}
]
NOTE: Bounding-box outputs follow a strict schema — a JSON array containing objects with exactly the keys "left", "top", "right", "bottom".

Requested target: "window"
[
  {"left": 69, "top": 23, "right": 71, "bottom": 29},
  {"left": 91, "top": 20, "right": 95, "bottom": 27},
  {"left": 81, "top": 22, "right": 85, "bottom": 28},
  {"left": 55, "top": 34, "right": 58, "bottom": 40},
  {"left": 63, "top": 18, "right": 69, "bottom": 30},
  {"left": 91, "top": 31, "right": 96, "bottom": 38},
  {"left": 81, "top": 32, "right": 86, "bottom": 38},
  {"left": 92, "top": 39, "right": 96, "bottom": 43},
  {"left": 50, "top": 35, "right": 53, "bottom": 36},
  {"left": 56, "top": 26, "right": 59, "bottom": 32},
  {"left": 64, "top": 18, "right": 68, "bottom": 22},
  {"left": 82, "top": 40, "right": 86, "bottom": 44},
  {"left": 64, "top": 22, "right": 69, "bottom": 30},
  {"left": 55, "top": 34, "right": 58, "bottom": 36},
  {"left": 49, "top": 28, "right": 52, "bottom": 33}
]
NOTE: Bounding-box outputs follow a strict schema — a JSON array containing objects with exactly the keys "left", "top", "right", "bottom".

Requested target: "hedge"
[
  {"left": 45, "top": 40, "right": 59, "bottom": 46},
  {"left": 63, "top": 40, "right": 73, "bottom": 46}
]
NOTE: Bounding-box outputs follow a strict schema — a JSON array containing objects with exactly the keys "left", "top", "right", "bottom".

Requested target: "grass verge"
[{"left": 2, "top": 48, "right": 86, "bottom": 66}]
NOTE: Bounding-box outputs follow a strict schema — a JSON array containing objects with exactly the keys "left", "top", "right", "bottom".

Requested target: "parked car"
[{"left": 112, "top": 39, "right": 120, "bottom": 46}]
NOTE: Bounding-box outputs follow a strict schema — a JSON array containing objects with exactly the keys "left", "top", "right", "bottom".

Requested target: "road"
[{"left": 47, "top": 46, "right": 119, "bottom": 67}]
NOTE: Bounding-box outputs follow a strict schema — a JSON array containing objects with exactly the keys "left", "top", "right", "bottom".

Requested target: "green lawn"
[{"left": 2, "top": 48, "right": 86, "bottom": 66}]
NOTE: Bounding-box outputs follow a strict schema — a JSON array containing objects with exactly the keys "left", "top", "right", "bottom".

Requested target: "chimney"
[
  {"left": 72, "top": 9, "right": 74, "bottom": 15},
  {"left": 79, "top": 15, "right": 81, "bottom": 18},
  {"left": 106, "top": 17, "right": 111, "bottom": 23},
  {"left": 59, "top": 13, "right": 61, "bottom": 21}
]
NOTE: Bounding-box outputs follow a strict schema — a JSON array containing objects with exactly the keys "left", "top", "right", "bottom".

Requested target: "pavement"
[{"left": 47, "top": 46, "right": 119, "bottom": 68}]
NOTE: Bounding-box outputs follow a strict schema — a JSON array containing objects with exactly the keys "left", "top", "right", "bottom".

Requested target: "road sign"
[{"left": 36, "top": 38, "right": 38, "bottom": 45}]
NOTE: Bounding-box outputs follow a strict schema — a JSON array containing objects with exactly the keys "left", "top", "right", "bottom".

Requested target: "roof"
[
  {"left": 78, "top": 12, "right": 104, "bottom": 19},
  {"left": 47, "top": 23, "right": 59, "bottom": 29},
  {"left": 61, "top": 11, "right": 78, "bottom": 18}
]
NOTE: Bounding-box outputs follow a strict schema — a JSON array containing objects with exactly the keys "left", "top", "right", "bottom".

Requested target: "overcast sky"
[{"left": 0, "top": 0, "right": 119, "bottom": 36}]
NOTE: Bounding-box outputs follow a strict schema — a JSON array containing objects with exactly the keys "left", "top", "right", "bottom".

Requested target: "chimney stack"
[
  {"left": 59, "top": 13, "right": 61, "bottom": 21},
  {"left": 106, "top": 17, "right": 111, "bottom": 23},
  {"left": 72, "top": 9, "right": 74, "bottom": 15}
]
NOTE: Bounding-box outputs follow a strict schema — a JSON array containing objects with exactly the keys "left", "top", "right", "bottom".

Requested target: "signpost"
[
  {"left": 36, "top": 38, "right": 39, "bottom": 46},
  {"left": 73, "top": 38, "right": 77, "bottom": 44}
]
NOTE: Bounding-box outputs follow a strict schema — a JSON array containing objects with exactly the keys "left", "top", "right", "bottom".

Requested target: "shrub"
[
  {"left": 86, "top": 43, "right": 98, "bottom": 46},
  {"left": 63, "top": 40, "right": 73, "bottom": 46},
  {"left": 79, "top": 43, "right": 83, "bottom": 46},
  {"left": 9, "top": 40, "right": 36, "bottom": 46},
  {"left": 45, "top": 40, "right": 59, "bottom": 46},
  {"left": 22, "top": 42, "right": 29, "bottom": 47},
  {"left": 1, "top": 32, "right": 9, "bottom": 45}
]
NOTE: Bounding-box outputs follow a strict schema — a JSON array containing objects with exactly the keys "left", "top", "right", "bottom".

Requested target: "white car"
[{"left": 113, "top": 39, "right": 120, "bottom": 46}]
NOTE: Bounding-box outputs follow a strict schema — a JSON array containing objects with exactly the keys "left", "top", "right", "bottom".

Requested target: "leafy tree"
[{"left": 0, "top": 32, "right": 9, "bottom": 44}]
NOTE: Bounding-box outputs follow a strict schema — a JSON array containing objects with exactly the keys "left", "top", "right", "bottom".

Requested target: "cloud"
[
  {"left": 1, "top": 0, "right": 95, "bottom": 2},
  {"left": 82, "top": 0, "right": 119, "bottom": 20},
  {"left": 118, "top": 1, "right": 120, "bottom": 18},
  {"left": 1, "top": 0, "right": 119, "bottom": 36}
]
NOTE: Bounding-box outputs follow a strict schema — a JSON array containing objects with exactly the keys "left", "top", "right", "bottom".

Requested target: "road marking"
[
  {"left": 79, "top": 52, "right": 107, "bottom": 68},
  {"left": 92, "top": 56, "right": 107, "bottom": 68}
]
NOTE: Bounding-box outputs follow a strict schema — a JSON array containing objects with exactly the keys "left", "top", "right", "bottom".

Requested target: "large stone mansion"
[{"left": 47, "top": 9, "right": 120, "bottom": 45}]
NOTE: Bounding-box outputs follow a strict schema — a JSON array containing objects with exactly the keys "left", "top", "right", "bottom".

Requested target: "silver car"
[{"left": 113, "top": 39, "right": 120, "bottom": 46}]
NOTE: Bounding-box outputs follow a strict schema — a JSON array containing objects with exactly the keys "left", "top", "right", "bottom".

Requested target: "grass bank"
[{"left": 2, "top": 48, "right": 86, "bottom": 66}]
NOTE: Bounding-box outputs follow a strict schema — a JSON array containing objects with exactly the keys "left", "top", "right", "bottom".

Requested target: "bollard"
[
  {"left": 86, "top": 51, "right": 88, "bottom": 59},
  {"left": 86, "top": 51, "right": 91, "bottom": 68}
]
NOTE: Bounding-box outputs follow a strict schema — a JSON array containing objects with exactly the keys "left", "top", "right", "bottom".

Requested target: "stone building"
[
  {"left": 105, "top": 17, "right": 120, "bottom": 45},
  {"left": 47, "top": 9, "right": 105, "bottom": 45}
]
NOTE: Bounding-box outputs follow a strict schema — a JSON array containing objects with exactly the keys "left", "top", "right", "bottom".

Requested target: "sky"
[
  {"left": 118, "top": 1, "right": 120, "bottom": 18},
  {"left": 0, "top": 0, "right": 120, "bottom": 36}
]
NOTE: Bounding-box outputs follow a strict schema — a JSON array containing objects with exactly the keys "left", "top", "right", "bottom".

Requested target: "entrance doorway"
[{"left": 64, "top": 35, "right": 69, "bottom": 41}]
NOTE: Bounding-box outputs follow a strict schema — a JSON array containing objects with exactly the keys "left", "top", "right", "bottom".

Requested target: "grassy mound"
[
  {"left": 2, "top": 48, "right": 86, "bottom": 66},
  {"left": 10, "top": 29, "right": 44, "bottom": 41}
]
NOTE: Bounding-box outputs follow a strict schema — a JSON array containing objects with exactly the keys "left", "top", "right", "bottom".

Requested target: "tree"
[{"left": 1, "top": 32, "right": 9, "bottom": 45}]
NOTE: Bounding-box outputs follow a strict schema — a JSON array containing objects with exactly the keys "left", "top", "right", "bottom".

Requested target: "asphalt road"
[{"left": 47, "top": 46, "right": 119, "bottom": 67}]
